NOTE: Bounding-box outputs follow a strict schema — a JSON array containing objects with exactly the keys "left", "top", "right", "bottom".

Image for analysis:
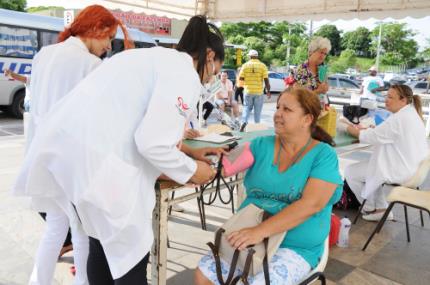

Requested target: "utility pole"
[
  {"left": 375, "top": 22, "right": 383, "bottom": 71},
  {"left": 286, "top": 24, "right": 291, "bottom": 72},
  {"left": 309, "top": 20, "right": 313, "bottom": 37}
]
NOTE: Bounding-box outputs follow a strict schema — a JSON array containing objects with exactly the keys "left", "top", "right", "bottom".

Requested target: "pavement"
[{"left": 1, "top": 103, "right": 430, "bottom": 285}]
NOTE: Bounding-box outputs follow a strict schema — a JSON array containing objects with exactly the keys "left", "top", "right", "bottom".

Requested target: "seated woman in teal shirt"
[{"left": 195, "top": 87, "right": 343, "bottom": 285}]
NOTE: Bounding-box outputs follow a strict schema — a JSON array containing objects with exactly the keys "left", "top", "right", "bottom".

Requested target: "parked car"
[
  {"left": 326, "top": 75, "right": 361, "bottom": 105},
  {"left": 407, "top": 81, "right": 429, "bottom": 94},
  {"left": 268, "top": 71, "right": 286, "bottom": 93}
]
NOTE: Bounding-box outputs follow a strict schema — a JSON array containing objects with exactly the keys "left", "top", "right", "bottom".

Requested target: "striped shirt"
[{"left": 239, "top": 59, "right": 268, "bottom": 95}]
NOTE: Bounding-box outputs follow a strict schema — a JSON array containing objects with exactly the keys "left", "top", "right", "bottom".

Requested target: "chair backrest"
[
  {"left": 402, "top": 154, "right": 430, "bottom": 188},
  {"left": 245, "top": 123, "right": 269, "bottom": 132},
  {"left": 207, "top": 124, "right": 231, "bottom": 134}
]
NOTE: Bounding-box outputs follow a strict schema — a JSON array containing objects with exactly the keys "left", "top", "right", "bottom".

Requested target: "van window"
[
  {"left": 0, "top": 25, "right": 38, "bottom": 58},
  {"left": 39, "top": 30, "right": 59, "bottom": 49}
]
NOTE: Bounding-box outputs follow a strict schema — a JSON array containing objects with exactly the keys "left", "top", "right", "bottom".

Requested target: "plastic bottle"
[{"left": 337, "top": 216, "right": 351, "bottom": 248}]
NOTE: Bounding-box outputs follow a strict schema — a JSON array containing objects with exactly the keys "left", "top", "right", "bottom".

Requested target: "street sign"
[{"left": 64, "top": 10, "right": 74, "bottom": 26}]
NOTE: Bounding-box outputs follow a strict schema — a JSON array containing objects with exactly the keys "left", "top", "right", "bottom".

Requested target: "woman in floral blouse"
[{"left": 293, "top": 36, "right": 331, "bottom": 96}]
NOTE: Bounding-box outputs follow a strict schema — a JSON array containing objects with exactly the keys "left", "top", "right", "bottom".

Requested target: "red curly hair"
[{"left": 58, "top": 5, "right": 133, "bottom": 49}]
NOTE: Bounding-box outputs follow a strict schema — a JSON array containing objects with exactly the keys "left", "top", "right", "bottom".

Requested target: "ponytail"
[
  {"left": 279, "top": 87, "right": 335, "bottom": 146},
  {"left": 390, "top": 84, "right": 423, "bottom": 120},
  {"left": 177, "top": 15, "right": 224, "bottom": 82},
  {"left": 118, "top": 22, "right": 134, "bottom": 49},
  {"left": 57, "top": 5, "right": 134, "bottom": 49},
  {"left": 312, "top": 126, "right": 335, "bottom": 146},
  {"left": 412, "top": 95, "right": 423, "bottom": 120},
  {"left": 58, "top": 27, "right": 73, "bottom": 43}
]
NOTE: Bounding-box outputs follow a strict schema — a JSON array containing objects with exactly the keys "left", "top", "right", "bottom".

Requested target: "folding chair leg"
[
  {"left": 168, "top": 191, "right": 175, "bottom": 215},
  {"left": 420, "top": 210, "right": 425, "bottom": 227},
  {"left": 404, "top": 205, "right": 411, "bottom": 242},
  {"left": 363, "top": 203, "right": 395, "bottom": 251},
  {"left": 353, "top": 199, "right": 367, "bottom": 224},
  {"left": 320, "top": 274, "right": 326, "bottom": 285},
  {"left": 195, "top": 188, "right": 207, "bottom": 231},
  {"left": 298, "top": 272, "right": 326, "bottom": 285}
]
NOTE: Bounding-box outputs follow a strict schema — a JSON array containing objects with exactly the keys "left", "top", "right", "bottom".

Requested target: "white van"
[{"left": 0, "top": 8, "right": 156, "bottom": 118}]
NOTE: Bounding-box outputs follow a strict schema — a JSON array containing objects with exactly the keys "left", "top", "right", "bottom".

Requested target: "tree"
[
  {"left": 341, "top": 27, "right": 371, "bottom": 57},
  {"left": 314, "top": 24, "right": 342, "bottom": 56},
  {"left": 0, "top": 0, "right": 26, "bottom": 11},
  {"left": 220, "top": 21, "right": 308, "bottom": 67},
  {"left": 329, "top": 49, "right": 357, "bottom": 73},
  {"left": 370, "top": 22, "right": 418, "bottom": 66}
]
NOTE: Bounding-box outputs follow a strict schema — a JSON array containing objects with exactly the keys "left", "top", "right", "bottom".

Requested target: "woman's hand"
[
  {"left": 227, "top": 226, "right": 266, "bottom": 251},
  {"left": 4, "top": 69, "right": 12, "bottom": 78},
  {"left": 184, "top": 129, "right": 201, "bottom": 139},
  {"left": 190, "top": 160, "right": 217, "bottom": 185},
  {"left": 190, "top": 146, "right": 229, "bottom": 164},
  {"left": 316, "top": 82, "right": 329, "bottom": 94}
]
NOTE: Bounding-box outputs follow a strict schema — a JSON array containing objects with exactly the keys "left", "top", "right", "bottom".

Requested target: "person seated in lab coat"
[
  {"left": 345, "top": 84, "right": 428, "bottom": 221},
  {"left": 13, "top": 15, "right": 225, "bottom": 285}
]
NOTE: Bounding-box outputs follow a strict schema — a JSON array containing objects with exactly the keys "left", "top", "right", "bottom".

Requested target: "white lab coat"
[
  {"left": 13, "top": 47, "right": 201, "bottom": 278},
  {"left": 26, "top": 36, "right": 101, "bottom": 146},
  {"left": 359, "top": 104, "right": 428, "bottom": 198}
]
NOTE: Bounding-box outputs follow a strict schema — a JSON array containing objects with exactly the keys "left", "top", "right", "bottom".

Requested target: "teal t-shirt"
[{"left": 239, "top": 136, "right": 343, "bottom": 268}]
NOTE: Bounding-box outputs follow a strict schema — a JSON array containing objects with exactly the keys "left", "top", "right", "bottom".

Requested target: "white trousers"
[
  {"left": 29, "top": 209, "right": 89, "bottom": 285},
  {"left": 344, "top": 161, "right": 388, "bottom": 209}
]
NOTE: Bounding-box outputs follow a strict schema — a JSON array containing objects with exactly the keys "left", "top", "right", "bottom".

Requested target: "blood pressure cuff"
[{"left": 222, "top": 142, "right": 254, "bottom": 177}]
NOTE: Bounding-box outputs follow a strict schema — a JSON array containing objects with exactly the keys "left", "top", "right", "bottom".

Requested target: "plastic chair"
[
  {"left": 353, "top": 154, "right": 430, "bottom": 224},
  {"left": 362, "top": 186, "right": 430, "bottom": 251},
  {"left": 297, "top": 237, "right": 329, "bottom": 285}
]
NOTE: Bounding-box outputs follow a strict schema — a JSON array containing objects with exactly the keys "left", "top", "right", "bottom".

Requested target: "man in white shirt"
[
  {"left": 215, "top": 71, "right": 240, "bottom": 119},
  {"left": 361, "top": 66, "right": 385, "bottom": 101}
]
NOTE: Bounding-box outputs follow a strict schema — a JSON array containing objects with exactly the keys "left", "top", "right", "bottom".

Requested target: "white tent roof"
[{"left": 102, "top": 0, "right": 430, "bottom": 21}]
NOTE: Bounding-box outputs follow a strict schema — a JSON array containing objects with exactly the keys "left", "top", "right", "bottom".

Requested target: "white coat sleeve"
[
  {"left": 359, "top": 115, "right": 399, "bottom": 145},
  {"left": 134, "top": 72, "right": 199, "bottom": 185}
]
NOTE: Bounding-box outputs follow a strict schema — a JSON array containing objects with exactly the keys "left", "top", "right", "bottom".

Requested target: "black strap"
[
  {"left": 207, "top": 211, "right": 273, "bottom": 285},
  {"left": 262, "top": 212, "right": 271, "bottom": 285},
  {"left": 207, "top": 228, "right": 241, "bottom": 285}
]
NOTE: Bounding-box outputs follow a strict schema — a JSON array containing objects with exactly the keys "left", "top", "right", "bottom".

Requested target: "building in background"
[{"left": 29, "top": 7, "right": 188, "bottom": 47}]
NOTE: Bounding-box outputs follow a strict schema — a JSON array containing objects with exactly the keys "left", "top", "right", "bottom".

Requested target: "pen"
[{"left": 190, "top": 121, "right": 194, "bottom": 129}]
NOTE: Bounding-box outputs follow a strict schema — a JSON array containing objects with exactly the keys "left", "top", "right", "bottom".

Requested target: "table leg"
[{"left": 151, "top": 186, "right": 169, "bottom": 285}]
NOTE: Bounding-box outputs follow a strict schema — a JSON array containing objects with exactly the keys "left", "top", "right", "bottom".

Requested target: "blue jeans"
[{"left": 242, "top": 94, "right": 264, "bottom": 123}]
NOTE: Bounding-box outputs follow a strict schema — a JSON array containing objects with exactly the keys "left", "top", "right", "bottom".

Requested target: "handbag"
[
  {"left": 207, "top": 204, "right": 286, "bottom": 285},
  {"left": 317, "top": 106, "right": 337, "bottom": 138},
  {"left": 342, "top": 105, "right": 368, "bottom": 124}
]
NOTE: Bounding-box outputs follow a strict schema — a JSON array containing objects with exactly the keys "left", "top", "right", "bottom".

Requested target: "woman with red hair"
[{"left": 21, "top": 5, "right": 132, "bottom": 285}]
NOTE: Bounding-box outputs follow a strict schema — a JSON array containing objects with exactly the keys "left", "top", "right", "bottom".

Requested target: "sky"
[{"left": 27, "top": 0, "right": 430, "bottom": 50}]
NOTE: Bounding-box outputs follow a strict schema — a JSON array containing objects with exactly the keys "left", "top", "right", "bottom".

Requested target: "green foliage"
[
  {"left": 370, "top": 22, "right": 418, "bottom": 66},
  {"left": 26, "top": 6, "right": 64, "bottom": 13},
  {"left": 314, "top": 24, "right": 342, "bottom": 56},
  {"left": 219, "top": 20, "right": 421, "bottom": 69},
  {"left": 329, "top": 49, "right": 357, "bottom": 73},
  {"left": 220, "top": 21, "right": 307, "bottom": 67},
  {"left": 341, "top": 27, "right": 371, "bottom": 57},
  {"left": 0, "top": 0, "right": 26, "bottom": 11}
]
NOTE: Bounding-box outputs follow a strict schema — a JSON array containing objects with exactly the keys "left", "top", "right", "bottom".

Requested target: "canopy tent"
[{"left": 102, "top": 0, "right": 430, "bottom": 21}]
